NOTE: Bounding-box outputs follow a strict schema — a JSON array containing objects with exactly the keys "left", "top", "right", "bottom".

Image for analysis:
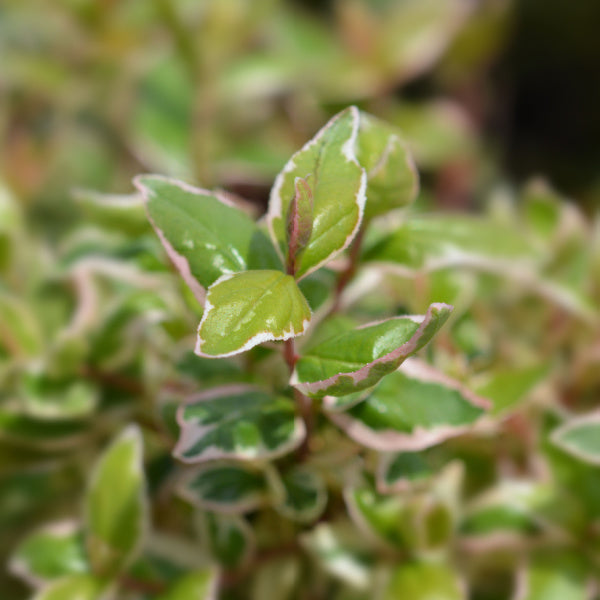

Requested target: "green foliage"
[{"left": 2, "top": 5, "right": 600, "bottom": 596}]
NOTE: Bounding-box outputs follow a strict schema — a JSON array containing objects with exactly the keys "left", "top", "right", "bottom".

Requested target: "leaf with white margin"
[
  {"left": 551, "top": 412, "right": 600, "bottom": 466},
  {"left": 383, "top": 562, "right": 465, "bottom": 600},
  {"left": 157, "top": 569, "right": 218, "bottom": 600},
  {"left": 85, "top": 425, "right": 147, "bottom": 576},
  {"left": 174, "top": 385, "right": 305, "bottom": 463},
  {"left": 179, "top": 462, "right": 271, "bottom": 514},
  {"left": 135, "top": 175, "right": 282, "bottom": 303},
  {"left": 357, "top": 112, "right": 418, "bottom": 220},
  {"left": 10, "top": 521, "right": 88, "bottom": 587},
  {"left": 195, "top": 270, "right": 311, "bottom": 358},
  {"left": 196, "top": 512, "right": 255, "bottom": 568},
  {"left": 268, "top": 107, "right": 366, "bottom": 280},
  {"left": 32, "top": 574, "right": 108, "bottom": 600},
  {"left": 329, "top": 358, "right": 490, "bottom": 452},
  {"left": 363, "top": 215, "right": 537, "bottom": 274},
  {"left": 275, "top": 466, "right": 327, "bottom": 523},
  {"left": 294, "top": 303, "right": 452, "bottom": 399}
]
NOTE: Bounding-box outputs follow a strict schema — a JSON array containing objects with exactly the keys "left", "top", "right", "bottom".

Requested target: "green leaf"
[
  {"left": 515, "top": 554, "right": 588, "bottom": 600},
  {"left": 180, "top": 462, "right": 270, "bottom": 513},
  {"left": 275, "top": 466, "right": 327, "bottom": 523},
  {"left": 473, "top": 364, "right": 549, "bottom": 416},
  {"left": 0, "top": 409, "right": 89, "bottom": 450},
  {"left": 85, "top": 425, "right": 147, "bottom": 576},
  {"left": 551, "top": 412, "right": 600, "bottom": 465},
  {"left": 357, "top": 112, "right": 418, "bottom": 220},
  {"left": 74, "top": 189, "right": 149, "bottom": 235},
  {"left": 329, "top": 359, "right": 489, "bottom": 451},
  {"left": 0, "top": 292, "right": 44, "bottom": 358},
  {"left": 135, "top": 175, "right": 282, "bottom": 302},
  {"left": 196, "top": 270, "right": 311, "bottom": 358},
  {"left": 32, "top": 574, "right": 107, "bottom": 600},
  {"left": 157, "top": 569, "right": 217, "bottom": 600},
  {"left": 459, "top": 481, "right": 552, "bottom": 549},
  {"left": 268, "top": 107, "right": 366, "bottom": 279},
  {"left": 383, "top": 562, "right": 464, "bottom": 600},
  {"left": 293, "top": 303, "right": 452, "bottom": 399},
  {"left": 250, "top": 557, "right": 300, "bottom": 600},
  {"left": 10, "top": 522, "right": 88, "bottom": 586},
  {"left": 20, "top": 374, "right": 98, "bottom": 420},
  {"left": 363, "top": 215, "right": 537, "bottom": 274},
  {"left": 345, "top": 476, "right": 417, "bottom": 550},
  {"left": 301, "top": 522, "right": 374, "bottom": 589},
  {"left": 197, "top": 512, "right": 255, "bottom": 568},
  {"left": 174, "top": 385, "right": 305, "bottom": 463},
  {"left": 377, "top": 451, "right": 435, "bottom": 493}
]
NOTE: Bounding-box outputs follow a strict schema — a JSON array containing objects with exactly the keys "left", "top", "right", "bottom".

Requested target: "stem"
[
  {"left": 283, "top": 338, "right": 298, "bottom": 372},
  {"left": 283, "top": 338, "right": 313, "bottom": 460}
]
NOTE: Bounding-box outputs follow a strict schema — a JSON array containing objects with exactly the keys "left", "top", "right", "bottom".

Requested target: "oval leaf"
[
  {"left": 293, "top": 303, "right": 452, "bottom": 399},
  {"left": 179, "top": 462, "right": 270, "bottom": 514},
  {"left": 357, "top": 112, "right": 418, "bottom": 220},
  {"left": 363, "top": 215, "right": 537, "bottom": 274},
  {"left": 268, "top": 107, "right": 366, "bottom": 279},
  {"left": 135, "top": 175, "right": 282, "bottom": 302},
  {"left": 174, "top": 385, "right": 305, "bottom": 463},
  {"left": 85, "top": 425, "right": 147, "bottom": 576},
  {"left": 329, "top": 359, "right": 489, "bottom": 452},
  {"left": 195, "top": 270, "right": 311, "bottom": 358},
  {"left": 551, "top": 412, "right": 600, "bottom": 465},
  {"left": 10, "top": 522, "right": 88, "bottom": 587}
]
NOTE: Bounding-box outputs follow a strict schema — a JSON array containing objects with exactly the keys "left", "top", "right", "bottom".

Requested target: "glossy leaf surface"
[
  {"left": 294, "top": 303, "right": 452, "bottom": 398},
  {"left": 196, "top": 270, "right": 311, "bottom": 357},
  {"left": 135, "top": 175, "right": 281, "bottom": 302},
  {"left": 268, "top": 107, "right": 366, "bottom": 279}
]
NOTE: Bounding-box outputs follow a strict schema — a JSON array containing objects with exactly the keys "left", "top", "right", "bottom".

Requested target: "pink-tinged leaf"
[
  {"left": 286, "top": 176, "right": 314, "bottom": 274},
  {"left": 134, "top": 175, "right": 282, "bottom": 305},
  {"left": 329, "top": 358, "right": 490, "bottom": 452},
  {"left": 268, "top": 107, "right": 367, "bottom": 280},
  {"left": 292, "top": 303, "right": 452, "bottom": 398}
]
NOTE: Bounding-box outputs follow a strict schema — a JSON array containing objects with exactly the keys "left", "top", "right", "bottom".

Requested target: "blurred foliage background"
[{"left": 1, "top": 0, "right": 600, "bottom": 598}]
